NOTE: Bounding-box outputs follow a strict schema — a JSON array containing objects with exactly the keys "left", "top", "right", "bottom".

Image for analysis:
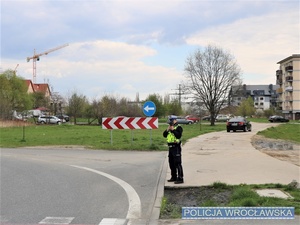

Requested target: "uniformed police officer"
[{"left": 163, "top": 116, "right": 184, "bottom": 184}]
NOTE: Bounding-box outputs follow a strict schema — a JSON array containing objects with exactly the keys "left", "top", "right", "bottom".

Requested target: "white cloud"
[
  {"left": 2, "top": 0, "right": 299, "bottom": 101},
  {"left": 3, "top": 40, "right": 183, "bottom": 100},
  {"left": 186, "top": 10, "right": 299, "bottom": 84}
]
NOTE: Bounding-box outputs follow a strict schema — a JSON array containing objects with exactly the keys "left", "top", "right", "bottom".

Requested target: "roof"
[
  {"left": 231, "top": 84, "right": 279, "bottom": 96},
  {"left": 277, "top": 54, "right": 300, "bottom": 64},
  {"left": 33, "top": 83, "right": 50, "bottom": 93},
  {"left": 24, "top": 79, "right": 51, "bottom": 97}
]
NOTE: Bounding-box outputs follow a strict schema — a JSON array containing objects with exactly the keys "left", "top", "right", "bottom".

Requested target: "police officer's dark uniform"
[{"left": 163, "top": 116, "right": 184, "bottom": 184}]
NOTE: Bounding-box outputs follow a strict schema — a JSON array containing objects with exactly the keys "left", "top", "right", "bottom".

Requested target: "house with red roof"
[{"left": 24, "top": 79, "right": 51, "bottom": 99}]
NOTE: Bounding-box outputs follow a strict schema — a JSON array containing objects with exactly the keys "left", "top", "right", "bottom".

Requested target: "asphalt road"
[{"left": 0, "top": 147, "right": 167, "bottom": 224}]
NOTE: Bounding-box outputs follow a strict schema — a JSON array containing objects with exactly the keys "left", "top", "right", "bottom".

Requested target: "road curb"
[{"left": 149, "top": 153, "right": 168, "bottom": 223}]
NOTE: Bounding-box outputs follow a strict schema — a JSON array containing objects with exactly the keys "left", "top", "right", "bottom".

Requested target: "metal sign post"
[{"left": 143, "top": 101, "right": 157, "bottom": 145}]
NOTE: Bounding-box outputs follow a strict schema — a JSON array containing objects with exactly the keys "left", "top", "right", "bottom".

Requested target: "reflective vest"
[{"left": 167, "top": 125, "right": 181, "bottom": 144}]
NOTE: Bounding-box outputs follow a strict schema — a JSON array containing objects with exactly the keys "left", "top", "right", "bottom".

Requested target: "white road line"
[
  {"left": 39, "top": 217, "right": 74, "bottom": 224},
  {"left": 98, "top": 218, "right": 127, "bottom": 225},
  {"left": 70, "top": 165, "right": 141, "bottom": 219}
]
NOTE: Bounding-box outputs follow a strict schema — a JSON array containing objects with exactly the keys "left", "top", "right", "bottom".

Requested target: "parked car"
[
  {"left": 226, "top": 117, "right": 252, "bottom": 132},
  {"left": 167, "top": 116, "right": 194, "bottom": 125},
  {"left": 185, "top": 115, "right": 200, "bottom": 123},
  {"left": 38, "top": 116, "right": 64, "bottom": 125},
  {"left": 202, "top": 115, "right": 211, "bottom": 121},
  {"left": 216, "top": 114, "right": 230, "bottom": 122},
  {"left": 55, "top": 114, "right": 70, "bottom": 122},
  {"left": 268, "top": 115, "right": 289, "bottom": 123}
]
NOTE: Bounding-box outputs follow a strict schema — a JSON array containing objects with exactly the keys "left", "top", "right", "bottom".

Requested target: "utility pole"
[{"left": 170, "top": 84, "right": 187, "bottom": 105}]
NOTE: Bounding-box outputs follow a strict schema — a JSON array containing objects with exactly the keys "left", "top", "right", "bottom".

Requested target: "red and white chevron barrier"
[{"left": 102, "top": 117, "right": 158, "bottom": 129}]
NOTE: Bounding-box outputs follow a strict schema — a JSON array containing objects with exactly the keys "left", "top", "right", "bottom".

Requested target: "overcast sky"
[{"left": 1, "top": 0, "right": 299, "bottom": 101}]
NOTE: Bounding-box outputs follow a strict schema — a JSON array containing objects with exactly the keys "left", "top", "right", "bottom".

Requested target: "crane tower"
[{"left": 26, "top": 43, "right": 69, "bottom": 83}]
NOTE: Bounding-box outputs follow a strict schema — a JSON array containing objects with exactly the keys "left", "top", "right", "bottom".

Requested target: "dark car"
[
  {"left": 226, "top": 117, "right": 252, "bottom": 132},
  {"left": 202, "top": 115, "right": 211, "bottom": 121},
  {"left": 268, "top": 115, "right": 289, "bottom": 123},
  {"left": 55, "top": 114, "right": 70, "bottom": 122}
]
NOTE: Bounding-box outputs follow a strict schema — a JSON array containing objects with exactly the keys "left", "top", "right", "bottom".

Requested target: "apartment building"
[
  {"left": 276, "top": 54, "right": 300, "bottom": 120},
  {"left": 229, "top": 84, "right": 278, "bottom": 111}
]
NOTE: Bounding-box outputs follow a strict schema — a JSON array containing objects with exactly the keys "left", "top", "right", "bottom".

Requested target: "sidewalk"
[
  {"left": 165, "top": 122, "right": 299, "bottom": 187},
  {"left": 148, "top": 122, "right": 300, "bottom": 225}
]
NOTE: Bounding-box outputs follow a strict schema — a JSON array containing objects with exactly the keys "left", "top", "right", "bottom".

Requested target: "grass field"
[
  {"left": 0, "top": 122, "right": 225, "bottom": 150},
  {"left": 0, "top": 120, "right": 299, "bottom": 149}
]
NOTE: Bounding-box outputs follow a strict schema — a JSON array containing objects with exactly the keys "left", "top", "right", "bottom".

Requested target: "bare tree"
[{"left": 184, "top": 45, "right": 242, "bottom": 125}]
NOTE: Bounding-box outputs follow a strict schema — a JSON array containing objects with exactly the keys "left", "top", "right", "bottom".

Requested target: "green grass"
[
  {"left": 0, "top": 122, "right": 225, "bottom": 150},
  {"left": 257, "top": 123, "right": 300, "bottom": 143},
  {"left": 1, "top": 121, "right": 299, "bottom": 148},
  {"left": 160, "top": 182, "right": 300, "bottom": 218},
  {"left": 228, "top": 183, "right": 300, "bottom": 214}
]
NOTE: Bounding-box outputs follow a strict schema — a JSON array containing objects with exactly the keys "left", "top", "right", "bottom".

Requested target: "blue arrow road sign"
[{"left": 143, "top": 101, "right": 156, "bottom": 117}]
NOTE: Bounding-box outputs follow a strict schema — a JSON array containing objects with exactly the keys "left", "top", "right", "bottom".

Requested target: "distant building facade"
[
  {"left": 229, "top": 84, "right": 279, "bottom": 111},
  {"left": 276, "top": 54, "right": 300, "bottom": 120},
  {"left": 24, "top": 79, "right": 51, "bottom": 98}
]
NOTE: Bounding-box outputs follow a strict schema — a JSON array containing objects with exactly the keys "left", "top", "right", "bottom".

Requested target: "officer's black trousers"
[{"left": 168, "top": 145, "right": 184, "bottom": 180}]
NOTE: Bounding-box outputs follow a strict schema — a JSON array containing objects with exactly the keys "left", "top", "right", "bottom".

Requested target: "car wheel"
[
  {"left": 243, "top": 126, "right": 247, "bottom": 132},
  {"left": 40, "top": 121, "right": 45, "bottom": 124},
  {"left": 57, "top": 121, "right": 61, "bottom": 125},
  {"left": 227, "top": 129, "right": 230, "bottom": 132}
]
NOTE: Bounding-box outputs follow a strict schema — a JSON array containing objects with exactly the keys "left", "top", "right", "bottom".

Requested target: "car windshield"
[{"left": 228, "top": 117, "right": 245, "bottom": 122}]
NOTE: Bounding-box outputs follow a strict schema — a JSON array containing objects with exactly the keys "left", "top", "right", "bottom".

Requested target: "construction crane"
[{"left": 26, "top": 43, "right": 69, "bottom": 83}]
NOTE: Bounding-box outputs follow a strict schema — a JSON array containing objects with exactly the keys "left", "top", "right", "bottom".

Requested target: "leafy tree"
[
  {"left": 184, "top": 45, "right": 242, "bottom": 125},
  {"left": 237, "top": 97, "right": 255, "bottom": 117},
  {"left": 165, "top": 99, "right": 182, "bottom": 116},
  {"left": 100, "top": 95, "right": 118, "bottom": 117},
  {"left": 0, "top": 70, "right": 32, "bottom": 119},
  {"left": 31, "top": 92, "right": 49, "bottom": 109},
  {"left": 264, "top": 107, "right": 276, "bottom": 118},
  {"left": 68, "top": 92, "right": 88, "bottom": 124},
  {"left": 145, "top": 94, "right": 166, "bottom": 117}
]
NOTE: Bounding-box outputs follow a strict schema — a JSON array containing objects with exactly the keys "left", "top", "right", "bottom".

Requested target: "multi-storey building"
[
  {"left": 229, "top": 84, "right": 278, "bottom": 111},
  {"left": 276, "top": 54, "right": 300, "bottom": 120}
]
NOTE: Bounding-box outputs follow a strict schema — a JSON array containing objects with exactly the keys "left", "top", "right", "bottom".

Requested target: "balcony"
[
  {"left": 285, "top": 86, "right": 293, "bottom": 92},
  {"left": 276, "top": 98, "right": 283, "bottom": 103},
  {"left": 276, "top": 88, "right": 283, "bottom": 94},
  {"left": 286, "top": 76, "right": 293, "bottom": 82},
  {"left": 276, "top": 70, "right": 282, "bottom": 76},
  {"left": 285, "top": 66, "right": 293, "bottom": 72},
  {"left": 285, "top": 96, "right": 293, "bottom": 101},
  {"left": 276, "top": 79, "right": 282, "bottom": 85}
]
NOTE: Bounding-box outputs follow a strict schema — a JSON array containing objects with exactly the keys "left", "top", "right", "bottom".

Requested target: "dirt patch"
[
  {"left": 0, "top": 120, "right": 33, "bottom": 127},
  {"left": 161, "top": 186, "right": 233, "bottom": 219},
  {"left": 251, "top": 135, "right": 300, "bottom": 166}
]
